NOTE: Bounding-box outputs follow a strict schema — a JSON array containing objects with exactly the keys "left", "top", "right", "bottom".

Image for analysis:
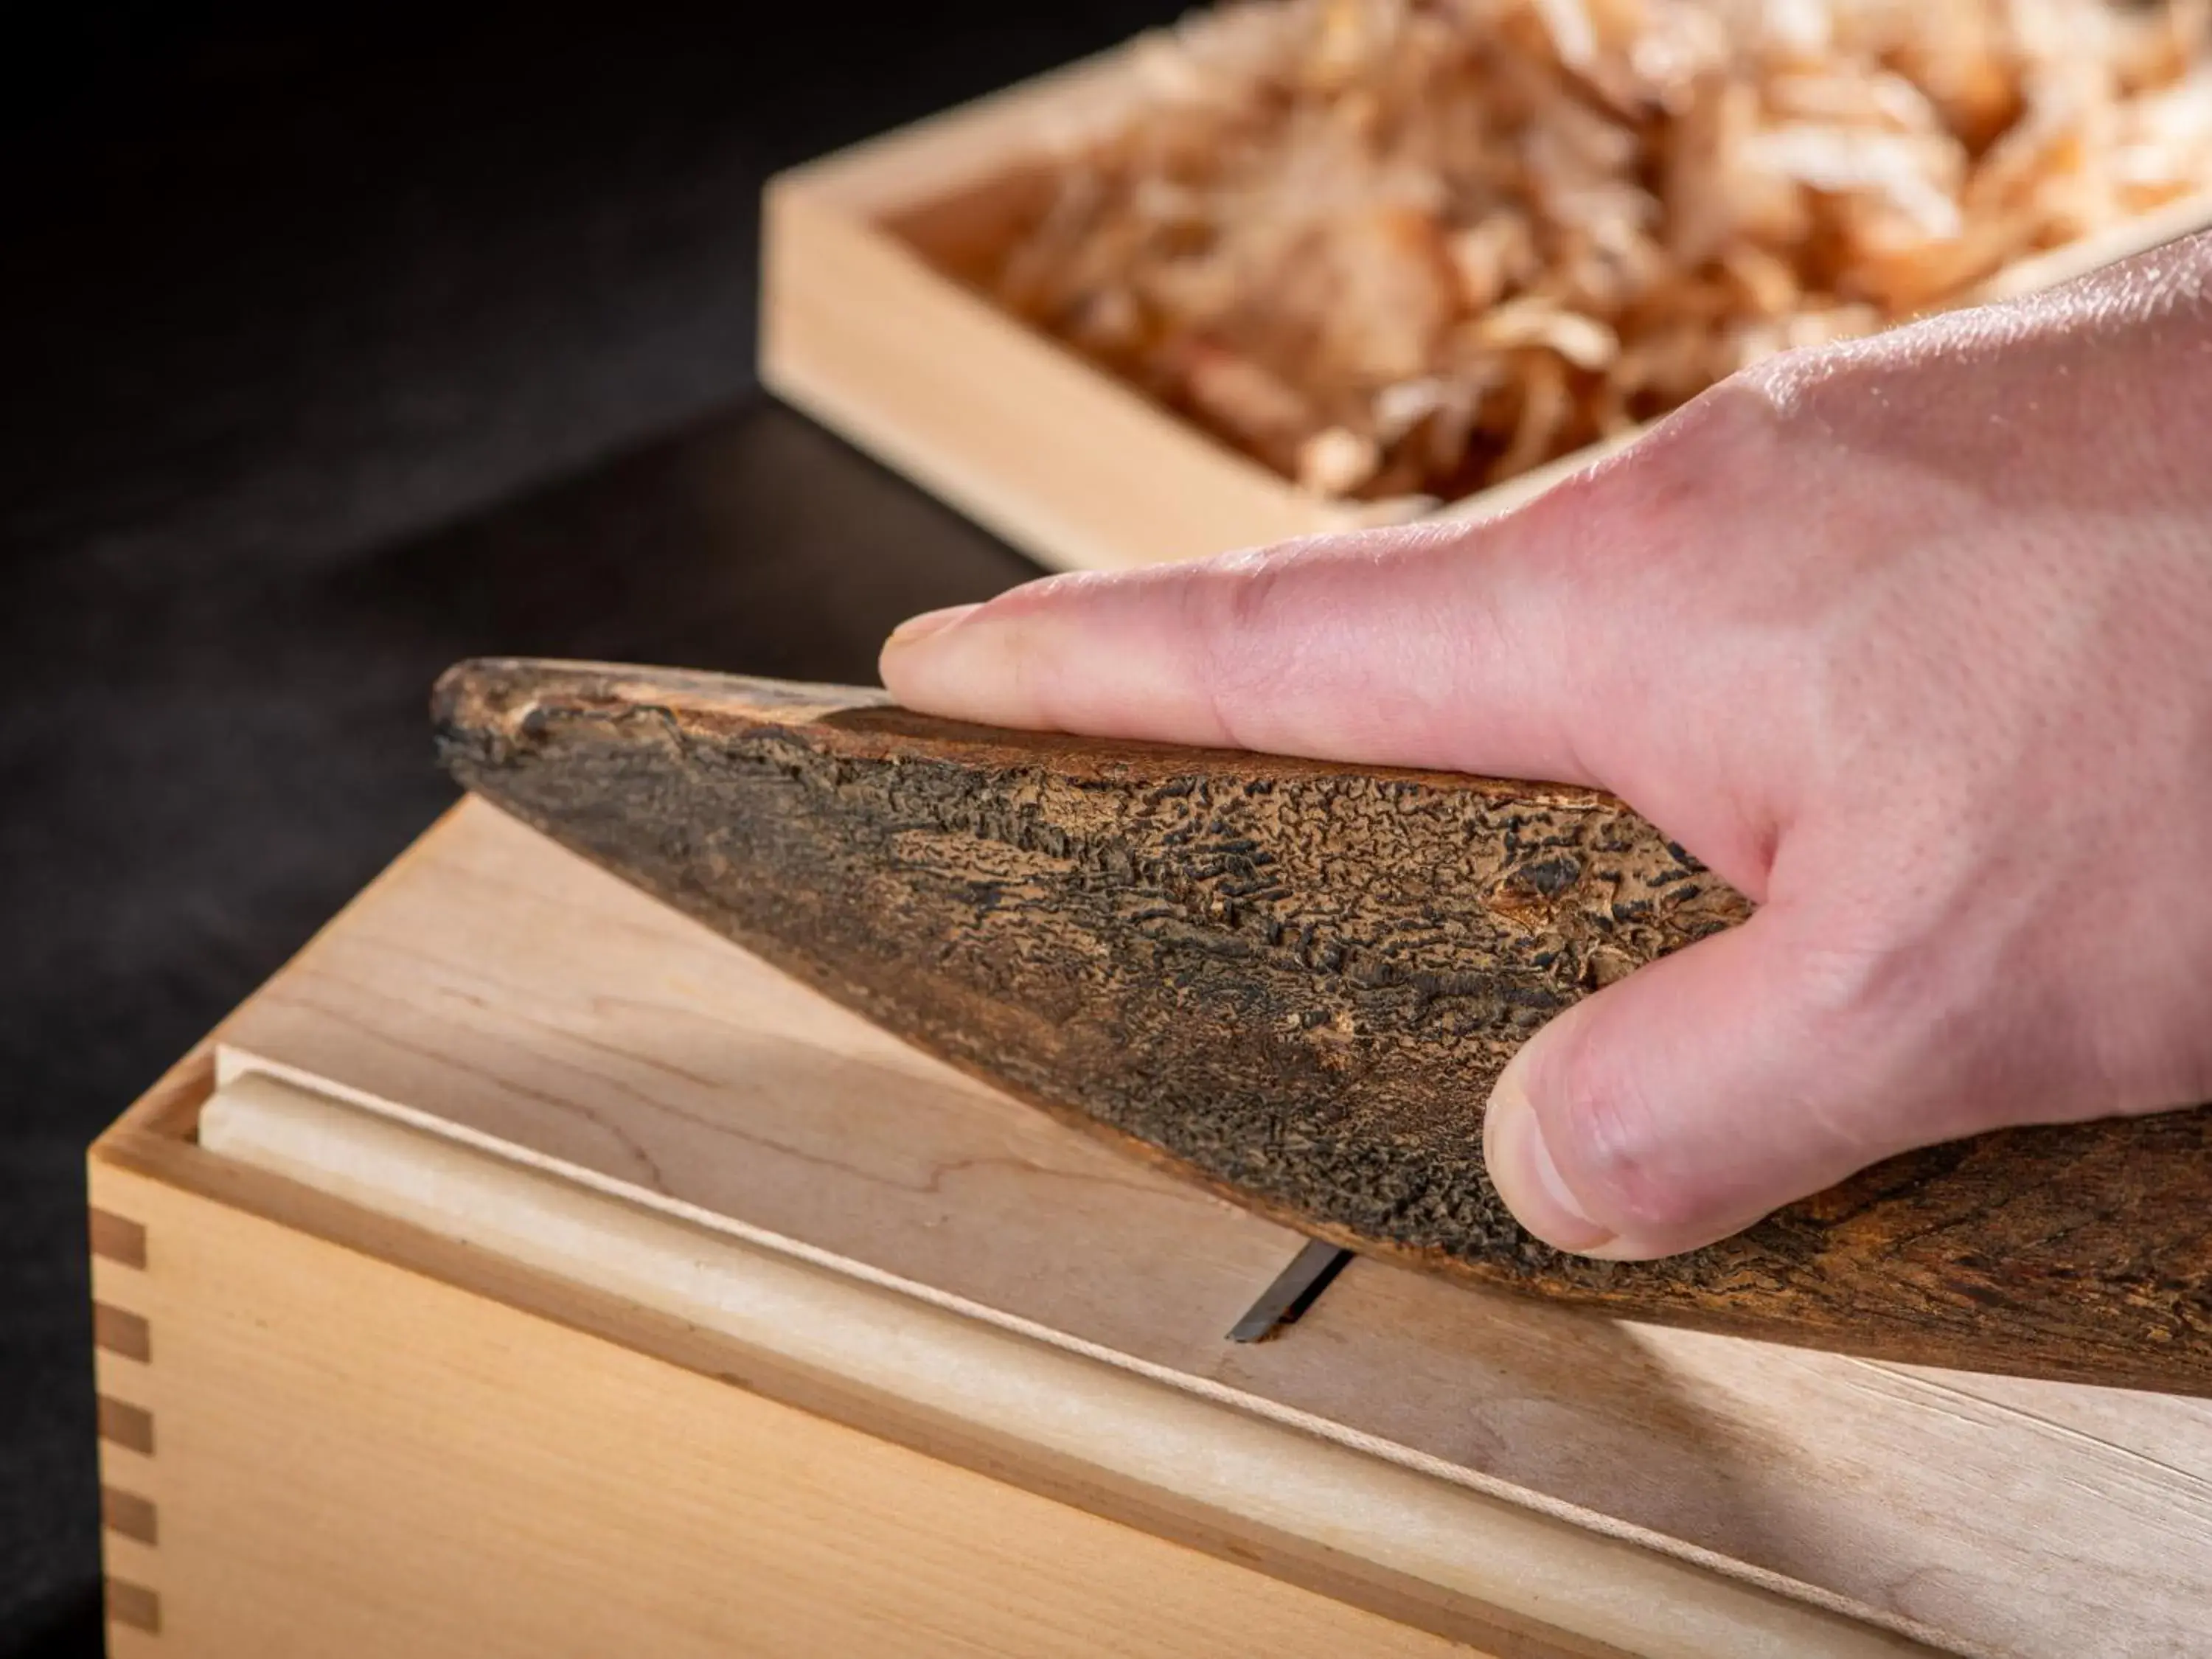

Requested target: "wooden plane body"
[{"left": 433, "top": 656, "right": 2212, "bottom": 1394}]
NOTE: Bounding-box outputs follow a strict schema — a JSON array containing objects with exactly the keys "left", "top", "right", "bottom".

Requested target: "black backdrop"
[{"left": 0, "top": 2, "right": 1182, "bottom": 1649}]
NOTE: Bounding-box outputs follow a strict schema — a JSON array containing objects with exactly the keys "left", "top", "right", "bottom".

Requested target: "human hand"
[{"left": 880, "top": 234, "right": 2212, "bottom": 1262}]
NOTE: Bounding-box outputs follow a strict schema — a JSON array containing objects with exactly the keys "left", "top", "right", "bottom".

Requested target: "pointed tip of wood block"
[{"left": 432, "top": 658, "right": 892, "bottom": 766}]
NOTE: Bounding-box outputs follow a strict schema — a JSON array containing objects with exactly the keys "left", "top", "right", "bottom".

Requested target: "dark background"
[{"left": 0, "top": 3, "right": 1179, "bottom": 1650}]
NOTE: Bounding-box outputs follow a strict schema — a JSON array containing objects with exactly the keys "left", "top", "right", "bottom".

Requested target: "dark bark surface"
[{"left": 437, "top": 658, "right": 2212, "bottom": 1396}]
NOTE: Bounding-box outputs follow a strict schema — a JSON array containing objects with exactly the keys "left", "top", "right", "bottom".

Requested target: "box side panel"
[
  {"left": 83, "top": 1156, "right": 1491, "bottom": 1659},
  {"left": 196, "top": 1066, "right": 1952, "bottom": 1659},
  {"left": 762, "top": 183, "right": 1346, "bottom": 573}
]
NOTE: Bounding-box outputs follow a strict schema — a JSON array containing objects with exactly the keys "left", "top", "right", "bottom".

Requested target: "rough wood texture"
[{"left": 436, "top": 657, "right": 2212, "bottom": 1395}]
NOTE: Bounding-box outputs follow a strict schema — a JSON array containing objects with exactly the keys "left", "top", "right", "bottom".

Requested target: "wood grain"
[
  {"left": 83, "top": 1153, "right": 1509, "bottom": 1659},
  {"left": 434, "top": 657, "right": 2212, "bottom": 1395},
  {"left": 203, "top": 1067, "right": 1926, "bottom": 1659},
  {"left": 209, "top": 792, "right": 2212, "bottom": 1659}
]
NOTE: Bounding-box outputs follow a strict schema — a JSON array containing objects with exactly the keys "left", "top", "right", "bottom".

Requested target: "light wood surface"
[
  {"left": 760, "top": 31, "right": 1363, "bottom": 573},
  {"left": 88, "top": 1141, "right": 1518, "bottom": 1659},
  {"left": 193, "top": 799, "right": 2212, "bottom": 1658},
  {"left": 198, "top": 1067, "right": 1925, "bottom": 1659},
  {"left": 762, "top": 175, "right": 1349, "bottom": 574},
  {"left": 760, "top": 28, "right": 2212, "bottom": 574}
]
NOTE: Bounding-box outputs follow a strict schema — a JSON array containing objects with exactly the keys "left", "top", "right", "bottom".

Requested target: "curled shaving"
[{"left": 987, "top": 0, "right": 2212, "bottom": 505}]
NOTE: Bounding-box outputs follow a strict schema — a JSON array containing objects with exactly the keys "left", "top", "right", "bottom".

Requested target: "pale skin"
[{"left": 880, "top": 230, "right": 2212, "bottom": 1262}]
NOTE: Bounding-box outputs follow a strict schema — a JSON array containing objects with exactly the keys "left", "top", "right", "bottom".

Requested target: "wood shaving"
[{"left": 981, "top": 0, "right": 2212, "bottom": 502}]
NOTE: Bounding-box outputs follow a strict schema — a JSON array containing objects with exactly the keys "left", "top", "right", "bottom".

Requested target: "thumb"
[{"left": 1483, "top": 909, "right": 1904, "bottom": 1259}]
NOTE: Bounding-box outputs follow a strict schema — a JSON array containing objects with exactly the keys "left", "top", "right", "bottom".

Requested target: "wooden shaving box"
[{"left": 761, "top": 32, "right": 2212, "bottom": 574}]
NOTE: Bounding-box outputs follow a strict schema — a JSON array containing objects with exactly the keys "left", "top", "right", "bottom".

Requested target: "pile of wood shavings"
[{"left": 988, "top": 0, "right": 2212, "bottom": 507}]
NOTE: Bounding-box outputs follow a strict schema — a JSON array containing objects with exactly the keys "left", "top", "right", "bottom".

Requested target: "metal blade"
[{"left": 1227, "top": 1240, "right": 1355, "bottom": 1343}]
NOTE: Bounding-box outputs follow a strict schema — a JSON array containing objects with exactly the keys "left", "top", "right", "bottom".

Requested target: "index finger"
[{"left": 878, "top": 497, "right": 1617, "bottom": 790}]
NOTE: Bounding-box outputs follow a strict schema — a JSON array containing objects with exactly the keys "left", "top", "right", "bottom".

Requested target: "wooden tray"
[
  {"left": 89, "top": 798, "right": 2212, "bottom": 1657},
  {"left": 760, "top": 32, "right": 2212, "bottom": 574}
]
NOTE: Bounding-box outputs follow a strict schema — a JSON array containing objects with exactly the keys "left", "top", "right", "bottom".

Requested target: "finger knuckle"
[
  {"left": 1663, "top": 363, "right": 1797, "bottom": 473},
  {"left": 1533, "top": 364, "right": 1797, "bottom": 570},
  {"left": 1540, "top": 1020, "right": 1714, "bottom": 1239},
  {"left": 1180, "top": 539, "right": 1335, "bottom": 745}
]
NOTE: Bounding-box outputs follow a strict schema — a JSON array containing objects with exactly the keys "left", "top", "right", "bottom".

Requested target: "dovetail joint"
[
  {"left": 92, "top": 1209, "right": 159, "bottom": 1634},
  {"left": 105, "top": 1576, "right": 161, "bottom": 1634},
  {"left": 90, "top": 1208, "right": 148, "bottom": 1269},
  {"left": 94, "top": 1301, "right": 152, "bottom": 1363},
  {"left": 102, "top": 1485, "right": 159, "bottom": 1547},
  {"left": 97, "top": 1394, "right": 155, "bottom": 1457}
]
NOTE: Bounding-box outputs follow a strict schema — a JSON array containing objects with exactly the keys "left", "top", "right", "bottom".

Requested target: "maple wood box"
[
  {"left": 86, "top": 800, "right": 2212, "bottom": 1658},
  {"left": 760, "top": 37, "right": 2212, "bottom": 575}
]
